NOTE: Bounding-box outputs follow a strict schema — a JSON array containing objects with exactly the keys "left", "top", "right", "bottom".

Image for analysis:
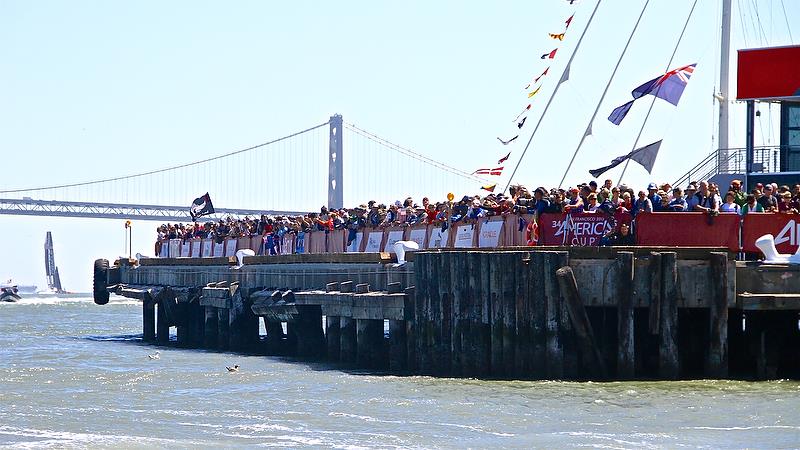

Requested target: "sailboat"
[{"left": 35, "top": 232, "right": 90, "bottom": 298}]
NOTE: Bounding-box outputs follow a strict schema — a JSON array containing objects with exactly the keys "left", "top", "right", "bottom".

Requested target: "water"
[{"left": 1, "top": 297, "right": 799, "bottom": 448}]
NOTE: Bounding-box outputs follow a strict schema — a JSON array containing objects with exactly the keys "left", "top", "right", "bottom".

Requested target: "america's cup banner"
[
  {"left": 538, "top": 212, "right": 611, "bottom": 246},
  {"left": 742, "top": 213, "right": 800, "bottom": 254}
]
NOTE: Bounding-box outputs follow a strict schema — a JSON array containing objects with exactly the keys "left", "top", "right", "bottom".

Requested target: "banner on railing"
[
  {"left": 742, "top": 213, "right": 799, "bottom": 254},
  {"left": 407, "top": 226, "right": 428, "bottom": 249},
  {"left": 190, "top": 239, "right": 202, "bottom": 257},
  {"left": 383, "top": 229, "right": 405, "bottom": 252},
  {"left": 454, "top": 224, "right": 474, "bottom": 248},
  {"left": 478, "top": 219, "right": 504, "bottom": 248},
  {"left": 201, "top": 239, "right": 213, "bottom": 257},
  {"left": 347, "top": 231, "right": 362, "bottom": 253},
  {"left": 539, "top": 213, "right": 610, "bottom": 246},
  {"left": 636, "top": 212, "right": 740, "bottom": 252},
  {"left": 364, "top": 231, "right": 383, "bottom": 252},
  {"left": 429, "top": 227, "right": 449, "bottom": 248},
  {"left": 180, "top": 242, "right": 190, "bottom": 257}
]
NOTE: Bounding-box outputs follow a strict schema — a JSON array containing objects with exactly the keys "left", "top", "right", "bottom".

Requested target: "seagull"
[
  {"left": 226, "top": 364, "right": 240, "bottom": 372},
  {"left": 148, "top": 351, "right": 160, "bottom": 360}
]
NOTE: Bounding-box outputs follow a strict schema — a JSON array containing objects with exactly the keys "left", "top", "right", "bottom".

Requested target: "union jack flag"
[{"left": 609, "top": 63, "right": 697, "bottom": 125}]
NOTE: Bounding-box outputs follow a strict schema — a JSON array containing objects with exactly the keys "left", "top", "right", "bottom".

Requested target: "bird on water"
[
  {"left": 226, "top": 364, "right": 239, "bottom": 372},
  {"left": 148, "top": 351, "right": 160, "bottom": 360}
]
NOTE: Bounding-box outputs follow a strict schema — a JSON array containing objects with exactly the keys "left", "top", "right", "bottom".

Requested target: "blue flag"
[{"left": 609, "top": 64, "right": 696, "bottom": 125}]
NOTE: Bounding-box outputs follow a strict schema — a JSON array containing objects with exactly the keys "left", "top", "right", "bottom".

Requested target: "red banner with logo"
[
  {"left": 741, "top": 213, "right": 799, "bottom": 254},
  {"left": 538, "top": 212, "right": 612, "bottom": 246},
  {"left": 635, "top": 212, "right": 740, "bottom": 252}
]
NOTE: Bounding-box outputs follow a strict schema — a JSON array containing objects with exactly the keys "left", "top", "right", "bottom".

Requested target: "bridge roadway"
[{"left": 0, "top": 198, "right": 304, "bottom": 222}]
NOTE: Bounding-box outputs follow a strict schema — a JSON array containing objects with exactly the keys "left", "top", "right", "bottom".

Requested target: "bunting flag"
[
  {"left": 608, "top": 63, "right": 697, "bottom": 125},
  {"left": 517, "top": 117, "right": 527, "bottom": 129},
  {"left": 588, "top": 140, "right": 662, "bottom": 178},
  {"left": 189, "top": 192, "right": 215, "bottom": 220},
  {"left": 497, "top": 135, "right": 519, "bottom": 145},
  {"left": 498, "top": 151, "right": 511, "bottom": 164},
  {"left": 473, "top": 166, "right": 504, "bottom": 176},
  {"left": 565, "top": 14, "right": 574, "bottom": 28},
  {"left": 527, "top": 85, "right": 542, "bottom": 98},
  {"left": 549, "top": 32, "right": 565, "bottom": 41},
  {"left": 513, "top": 104, "right": 531, "bottom": 122},
  {"left": 540, "top": 48, "right": 558, "bottom": 59},
  {"left": 481, "top": 183, "right": 498, "bottom": 192},
  {"left": 566, "top": 0, "right": 578, "bottom": 5},
  {"left": 534, "top": 67, "right": 549, "bottom": 83}
]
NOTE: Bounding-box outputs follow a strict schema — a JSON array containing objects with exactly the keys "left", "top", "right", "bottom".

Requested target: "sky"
[{"left": 0, "top": 0, "right": 797, "bottom": 291}]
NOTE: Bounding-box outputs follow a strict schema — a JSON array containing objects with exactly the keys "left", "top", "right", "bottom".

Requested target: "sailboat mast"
[{"left": 717, "top": 0, "right": 732, "bottom": 172}]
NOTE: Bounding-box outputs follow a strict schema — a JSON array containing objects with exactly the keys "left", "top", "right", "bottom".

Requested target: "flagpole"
[
  {"left": 503, "top": 0, "right": 604, "bottom": 194},
  {"left": 557, "top": 0, "right": 652, "bottom": 189},
  {"left": 617, "top": 0, "right": 699, "bottom": 185}
]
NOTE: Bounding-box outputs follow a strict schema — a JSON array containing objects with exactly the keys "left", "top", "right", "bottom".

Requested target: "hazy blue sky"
[{"left": 0, "top": 0, "right": 796, "bottom": 291}]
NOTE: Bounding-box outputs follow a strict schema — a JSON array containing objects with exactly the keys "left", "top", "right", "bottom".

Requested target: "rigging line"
[
  {"left": 617, "top": 0, "right": 700, "bottom": 184},
  {"left": 779, "top": 0, "right": 795, "bottom": 43},
  {"left": 557, "top": 0, "right": 652, "bottom": 188},
  {"left": 736, "top": 0, "right": 751, "bottom": 46},
  {"left": 749, "top": 0, "right": 769, "bottom": 44},
  {"left": 0, "top": 121, "right": 331, "bottom": 194},
  {"left": 503, "top": 0, "right": 605, "bottom": 193},
  {"left": 342, "top": 122, "right": 488, "bottom": 183}
]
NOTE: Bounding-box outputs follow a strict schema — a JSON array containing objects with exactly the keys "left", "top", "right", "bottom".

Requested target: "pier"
[{"left": 96, "top": 247, "right": 800, "bottom": 381}]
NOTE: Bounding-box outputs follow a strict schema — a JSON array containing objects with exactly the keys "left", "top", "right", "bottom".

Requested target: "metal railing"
[{"left": 673, "top": 145, "right": 794, "bottom": 187}]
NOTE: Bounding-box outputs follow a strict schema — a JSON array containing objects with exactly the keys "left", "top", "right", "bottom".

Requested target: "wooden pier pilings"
[{"left": 106, "top": 248, "right": 800, "bottom": 380}]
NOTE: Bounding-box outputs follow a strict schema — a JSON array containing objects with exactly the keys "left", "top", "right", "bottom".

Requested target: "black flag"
[
  {"left": 589, "top": 140, "right": 662, "bottom": 178},
  {"left": 190, "top": 193, "right": 215, "bottom": 220}
]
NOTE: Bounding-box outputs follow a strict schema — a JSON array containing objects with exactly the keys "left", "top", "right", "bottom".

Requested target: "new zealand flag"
[{"left": 609, "top": 63, "right": 696, "bottom": 125}]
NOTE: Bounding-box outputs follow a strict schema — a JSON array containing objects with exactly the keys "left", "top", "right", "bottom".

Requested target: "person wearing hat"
[
  {"left": 729, "top": 180, "right": 747, "bottom": 207},
  {"left": 757, "top": 184, "right": 778, "bottom": 212},
  {"left": 685, "top": 183, "right": 700, "bottom": 210},
  {"left": 646, "top": 182, "right": 662, "bottom": 210},
  {"left": 564, "top": 187, "right": 584, "bottom": 212},
  {"left": 533, "top": 187, "right": 551, "bottom": 216}
]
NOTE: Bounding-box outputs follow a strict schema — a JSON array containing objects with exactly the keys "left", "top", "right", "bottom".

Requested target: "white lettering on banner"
[
  {"left": 551, "top": 215, "right": 611, "bottom": 246},
  {"left": 364, "top": 231, "right": 383, "bottom": 252},
  {"left": 775, "top": 220, "right": 800, "bottom": 247},
  {"left": 478, "top": 220, "right": 503, "bottom": 248},
  {"left": 408, "top": 228, "right": 427, "bottom": 249},
  {"left": 384, "top": 230, "right": 404, "bottom": 252},
  {"left": 454, "top": 225, "right": 474, "bottom": 248},
  {"left": 430, "top": 228, "right": 449, "bottom": 248}
]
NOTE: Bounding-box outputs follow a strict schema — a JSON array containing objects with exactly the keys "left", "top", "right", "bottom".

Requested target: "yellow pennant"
[
  {"left": 527, "top": 85, "right": 541, "bottom": 98},
  {"left": 481, "top": 184, "right": 497, "bottom": 192},
  {"left": 549, "top": 32, "right": 565, "bottom": 41}
]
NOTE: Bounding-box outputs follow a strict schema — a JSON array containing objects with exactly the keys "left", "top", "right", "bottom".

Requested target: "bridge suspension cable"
[
  {"left": 343, "top": 122, "right": 487, "bottom": 183},
  {"left": 0, "top": 121, "right": 331, "bottom": 194}
]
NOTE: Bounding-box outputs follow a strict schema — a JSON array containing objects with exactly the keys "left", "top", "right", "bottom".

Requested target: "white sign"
[
  {"left": 408, "top": 228, "right": 427, "bottom": 249},
  {"left": 478, "top": 220, "right": 504, "bottom": 248},
  {"left": 454, "top": 225, "right": 474, "bottom": 248},
  {"left": 383, "top": 230, "right": 405, "bottom": 252},
  {"left": 364, "top": 231, "right": 383, "bottom": 253},
  {"left": 201, "top": 239, "right": 213, "bottom": 257},
  {"left": 347, "top": 232, "right": 363, "bottom": 253},
  {"left": 224, "top": 239, "right": 237, "bottom": 256},
  {"left": 429, "top": 227, "right": 449, "bottom": 248},
  {"left": 180, "top": 242, "right": 190, "bottom": 257},
  {"left": 213, "top": 241, "right": 225, "bottom": 257},
  {"left": 190, "top": 240, "right": 202, "bottom": 257},
  {"left": 168, "top": 239, "right": 181, "bottom": 258}
]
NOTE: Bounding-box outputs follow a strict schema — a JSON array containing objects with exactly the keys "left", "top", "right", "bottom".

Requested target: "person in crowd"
[
  {"left": 730, "top": 180, "right": 746, "bottom": 206},
  {"left": 778, "top": 191, "right": 798, "bottom": 214},
  {"left": 741, "top": 194, "right": 764, "bottom": 215},
  {"left": 685, "top": 183, "right": 699, "bottom": 210},
  {"left": 533, "top": 187, "right": 550, "bottom": 216},
  {"left": 606, "top": 223, "right": 635, "bottom": 246},
  {"left": 709, "top": 183, "right": 723, "bottom": 208},
  {"left": 632, "top": 190, "right": 652, "bottom": 216},
  {"left": 667, "top": 187, "right": 688, "bottom": 211},
  {"left": 693, "top": 181, "right": 719, "bottom": 212},
  {"left": 564, "top": 187, "right": 584, "bottom": 212},
  {"left": 646, "top": 182, "right": 662, "bottom": 210},
  {"left": 657, "top": 192, "right": 670, "bottom": 212},
  {"left": 603, "top": 179, "right": 613, "bottom": 190},
  {"left": 720, "top": 191, "right": 740, "bottom": 214},
  {"left": 621, "top": 191, "right": 632, "bottom": 210},
  {"left": 588, "top": 180, "right": 598, "bottom": 193},
  {"left": 610, "top": 186, "right": 622, "bottom": 206},
  {"left": 586, "top": 193, "right": 599, "bottom": 212},
  {"left": 758, "top": 184, "right": 778, "bottom": 211}
]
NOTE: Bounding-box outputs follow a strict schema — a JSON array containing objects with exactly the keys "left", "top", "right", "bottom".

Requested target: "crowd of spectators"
[{"left": 155, "top": 179, "right": 800, "bottom": 254}]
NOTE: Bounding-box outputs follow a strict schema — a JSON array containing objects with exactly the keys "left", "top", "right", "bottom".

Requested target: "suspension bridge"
[{"left": 0, "top": 115, "right": 488, "bottom": 222}]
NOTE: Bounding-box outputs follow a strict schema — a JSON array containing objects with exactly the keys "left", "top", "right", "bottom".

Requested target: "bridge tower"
[{"left": 328, "top": 114, "right": 343, "bottom": 209}]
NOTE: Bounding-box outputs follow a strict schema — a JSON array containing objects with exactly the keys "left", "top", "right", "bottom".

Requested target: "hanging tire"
[{"left": 93, "top": 258, "right": 110, "bottom": 305}]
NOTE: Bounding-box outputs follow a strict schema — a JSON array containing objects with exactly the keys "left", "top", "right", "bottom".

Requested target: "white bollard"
[
  {"left": 234, "top": 249, "right": 255, "bottom": 268},
  {"left": 392, "top": 240, "right": 420, "bottom": 266}
]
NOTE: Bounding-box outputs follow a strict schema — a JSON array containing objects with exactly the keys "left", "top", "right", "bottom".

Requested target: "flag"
[
  {"left": 566, "top": 0, "right": 578, "bottom": 5},
  {"left": 588, "top": 140, "right": 662, "bottom": 178},
  {"left": 498, "top": 151, "right": 511, "bottom": 164},
  {"left": 527, "top": 85, "right": 541, "bottom": 98},
  {"left": 608, "top": 63, "right": 696, "bottom": 125},
  {"left": 534, "top": 67, "right": 549, "bottom": 83},
  {"left": 473, "top": 166, "right": 504, "bottom": 176},
  {"left": 517, "top": 117, "right": 527, "bottom": 129},
  {"left": 497, "top": 135, "right": 519, "bottom": 145},
  {"left": 541, "top": 48, "right": 558, "bottom": 59},
  {"left": 565, "top": 14, "right": 574, "bottom": 28},
  {"left": 549, "top": 32, "right": 565, "bottom": 41},
  {"left": 513, "top": 104, "right": 530, "bottom": 122},
  {"left": 481, "top": 183, "right": 498, "bottom": 192},
  {"left": 190, "top": 192, "right": 215, "bottom": 220}
]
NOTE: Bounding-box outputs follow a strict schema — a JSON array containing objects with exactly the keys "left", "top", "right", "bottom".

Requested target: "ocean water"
[{"left": 0, "top": 296, "right": 798, "bottom": 449}]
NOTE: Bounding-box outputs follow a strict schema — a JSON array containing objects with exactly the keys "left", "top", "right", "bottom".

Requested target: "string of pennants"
[{"left": 473, "top": 0, "right": 578, "bottom": 193}]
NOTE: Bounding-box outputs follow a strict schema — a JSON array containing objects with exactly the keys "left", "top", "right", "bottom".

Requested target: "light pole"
[{"left": 125, "top": 220, "right": 132, "bottom": 260}]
